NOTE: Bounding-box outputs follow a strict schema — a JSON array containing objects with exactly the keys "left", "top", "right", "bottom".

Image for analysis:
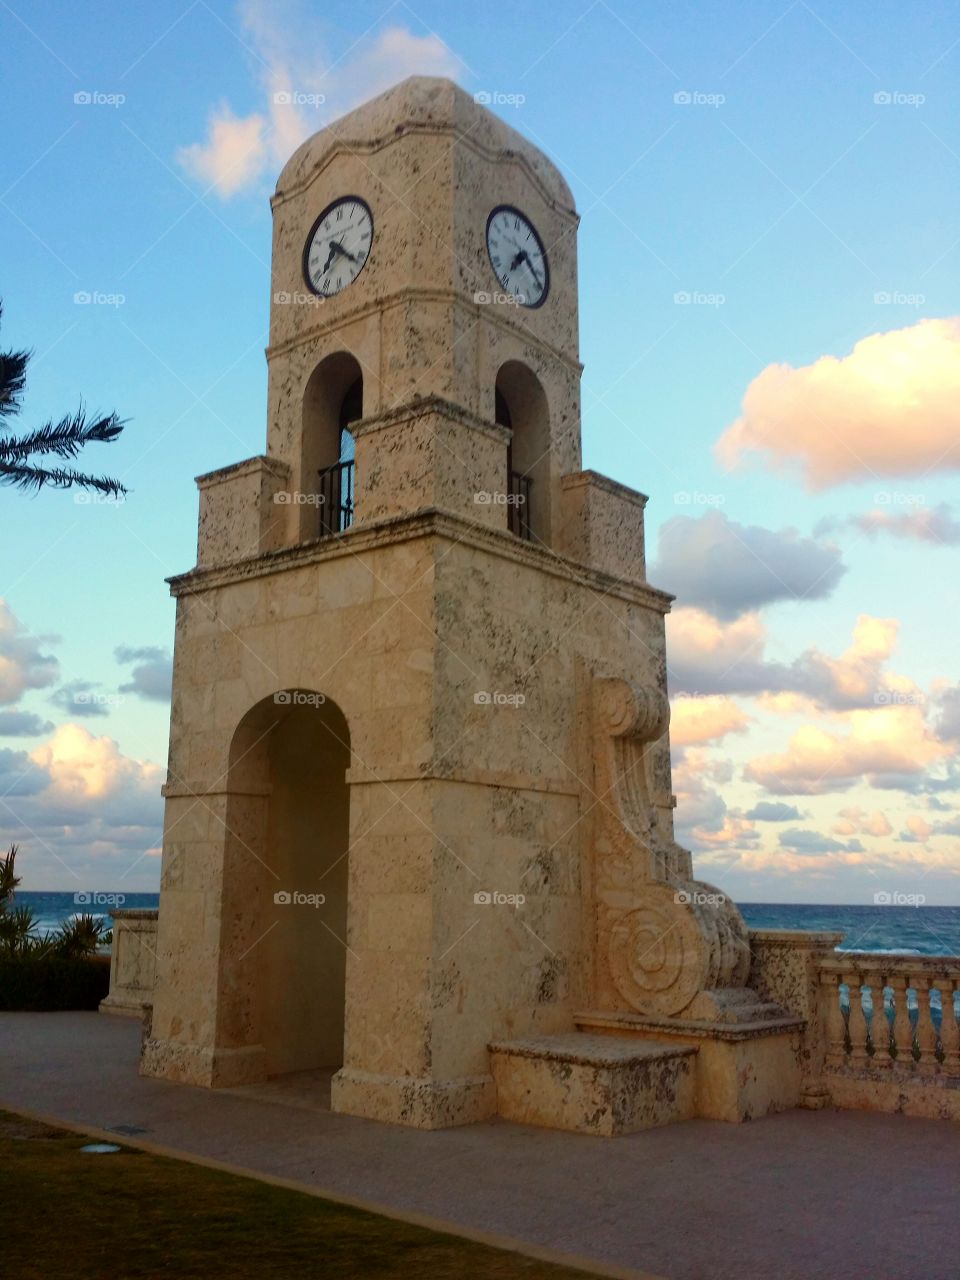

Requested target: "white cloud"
[
  {"left": 0, "top": 724, "right": 164, "bottom": 888},
  {"left": 745, "top": 800, "right": 803, "bottom": 821},
  {"left": 743, "top": 703, "right": 954, "bottom": 795},
  {"left": 832, "top": 807, "right": 892, "bottom": 838},
  {"left": 652, "top": 512, "right": 845, "bottom": 619},
  {"left": 29, "top": 723, "right": 163, "bottom": 808},
  {"left": 849, "top": 503, "right": 960, "bottom": 545},
  {"left": 0, "top": 710, "right": 53, "bottom": 737},
  {"left": 0, "top": 600, "right": 58, "bottom": 705},
  {"left": 178, "top": 105, "right": 267, "bottom": 197},
  {"left": 178, "top": 1, "right": 463, "bottom": 197},
  {"left": 116, "top": 646, "right": 173, "bottom": 702},
  {"left": 670, "top": 694, "right": 750, "bottom": 746},
  {"left": 716, "top": 318, "right": 960, "bottom": 490},
  {"left": 668, "top": 609, "right": 921, "bottom": 712}
]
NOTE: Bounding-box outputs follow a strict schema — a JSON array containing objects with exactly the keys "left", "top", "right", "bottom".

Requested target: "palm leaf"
[
  {"left": 0, "top": 410, "right": 125, "bottom": 462},
  {"left": 0, "top": 461, "right": 127, "bottom": 495}
]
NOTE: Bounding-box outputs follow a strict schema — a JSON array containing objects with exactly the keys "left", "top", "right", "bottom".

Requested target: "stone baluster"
[
  {"left": 939, "top": 980, "right": 960, "bottom": 1076},
  {"left": 847, "top": 974, "right": 870, "bottom": 1065},
  {"left": 914, "top": 977, "right": 940, "bottom": 1071},
  {"left": 822, "top": 973, "right": 846, "bottom": 1069},
  {"left": 869, "top": 976, "right": 891, "bottom": 1065},
  {"left": 888, "top": 975, "right": 914, "bottom": 1068}
]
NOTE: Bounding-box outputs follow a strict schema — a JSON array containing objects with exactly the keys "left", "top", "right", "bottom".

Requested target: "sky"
[{"left": 1, "top": 0, "right": 958, "bottom": 903}]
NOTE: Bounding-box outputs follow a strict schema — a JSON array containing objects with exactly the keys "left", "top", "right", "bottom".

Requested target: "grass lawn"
[{"left": 1, "top": 1110, "right": 606, "bottom": 1279}]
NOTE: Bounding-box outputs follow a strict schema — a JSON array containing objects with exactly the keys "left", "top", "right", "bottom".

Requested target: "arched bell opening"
[
  {"left": 301, "top": 354, "right": 362, "bottom": 537},
  {"left": 495, "top": 361, "right": 551, "bottom": 544}
]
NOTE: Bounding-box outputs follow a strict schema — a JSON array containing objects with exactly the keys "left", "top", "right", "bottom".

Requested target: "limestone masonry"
[{"left": 135, "top": 77, "right": 847, "bottom": 1133}]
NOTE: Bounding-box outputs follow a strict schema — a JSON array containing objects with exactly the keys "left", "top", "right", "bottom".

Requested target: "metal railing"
[{"left": 317, "top": 460, "right": 355, "bottom": 535}]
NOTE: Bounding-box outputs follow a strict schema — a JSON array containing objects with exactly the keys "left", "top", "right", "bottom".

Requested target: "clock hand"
[{"left": 330, "top": 239, "right": 360, "bottom": 265}]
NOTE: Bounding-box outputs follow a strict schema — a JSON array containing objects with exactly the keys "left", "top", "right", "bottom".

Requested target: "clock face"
[
  {"left": 303, "top": 197, "right": 374, "bottom": 297},
  {"left": 486, "top": 206, "right": 549, "bottom": 308}
]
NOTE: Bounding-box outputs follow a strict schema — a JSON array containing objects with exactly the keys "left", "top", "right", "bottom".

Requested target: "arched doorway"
[{"left": 226, "top": 690, "right": 351, "bottom": 1078}]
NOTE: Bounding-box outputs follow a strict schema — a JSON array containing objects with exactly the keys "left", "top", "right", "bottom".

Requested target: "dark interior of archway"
[
  {"left": 339, "top": 377, "right": 362, "bottom": 430},
  {"left": 495, "top": 386, "right": 513, "bottom": 430}
]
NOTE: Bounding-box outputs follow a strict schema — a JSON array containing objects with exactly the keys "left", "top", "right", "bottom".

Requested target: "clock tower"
[{"left": 143, "top": 78, "right": 784, "bottom": 1133}]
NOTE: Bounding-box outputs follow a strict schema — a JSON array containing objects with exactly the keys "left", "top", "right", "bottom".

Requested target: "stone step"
[
  {"left": 488, "top": 1032, "right": 698, "bottom": 1136},
  {"left": 575, "top": 1008, "right": 806, "bottom": 1123}
]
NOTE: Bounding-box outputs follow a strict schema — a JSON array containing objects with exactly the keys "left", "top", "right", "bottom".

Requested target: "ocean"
[
  {"left": 14, "top": 892, "right": 163, "bottom": 941},
  {"left": 11, "top": 893, "right": 960, "bottom": 956}
]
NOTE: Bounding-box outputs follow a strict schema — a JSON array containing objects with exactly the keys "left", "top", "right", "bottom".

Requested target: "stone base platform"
[
  {"left": 98, "top": 995, "right": 149, "bottom": 1019},
  {"left": 488, "top": 1032, "right": 698, "bottom": 1136},
  {"left": 825, "top": 1065, "right": 960, "bottom": 1122},
  {"left": 575, "top": 1008, "right": 806, "bottom": 1123},
  {"left": 331, "top": 1067, "right": 496, "bottom": 1129}
]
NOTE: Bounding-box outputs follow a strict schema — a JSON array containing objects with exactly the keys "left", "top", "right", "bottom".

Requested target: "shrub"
[{"left": 0, "top": 954, "right": 111, "bottom": 1011}]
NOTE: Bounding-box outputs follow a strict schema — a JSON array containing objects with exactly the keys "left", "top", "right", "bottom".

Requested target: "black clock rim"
[
  {"left": 485, "top": 204, "right": 550, "bottom": 309},
  {"left": 302, "top": 196, "right": 375, "bottom": 297}
]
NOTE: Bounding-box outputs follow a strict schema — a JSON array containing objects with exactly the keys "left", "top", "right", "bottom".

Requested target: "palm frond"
[
  {"left": 0, "top": 461, "right": 127, "bottom": 495},
  {"left": 0, "top": 349, "right": 29, "bottom": 419},
  {"left": 0, "top": 410, "right": 125, "bottom": 462},
  {"left": 0, "top": 903, "right": 39, "bottom": 956},
  {"left": 0, "top": 299, "right": 128, "bottom": 495},
  {"left": 0, "top": 844, "right": 20, "bottom": 911},
  {"left": 53, "top": 912, "right": 104, "bottom": 958}
]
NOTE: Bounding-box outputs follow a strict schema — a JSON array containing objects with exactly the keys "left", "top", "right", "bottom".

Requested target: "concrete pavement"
[{"left": 2, "top": 1011, "right": 958, "bottom": 1280}]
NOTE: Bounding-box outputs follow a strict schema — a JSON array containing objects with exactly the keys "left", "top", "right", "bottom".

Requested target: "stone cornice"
[
  {"left": 344, "top": 763, "right": 579, "bottom": 796},
  {"left": 167, "top": 508, "right": 673, "bottom": 613},
  {"left": 561, "top": 469, "right": 649, "bottom": 507},
  {"left": 272, "top": 127, "right": 579, "bottom": 221},
  {"left": 195, "top": 455, "right": 290, "bottom": 490},
  {"left": 265, "top": 287, "right": 583, "bottom": 375},
  {"left": 350, "top": 395, "right": 511, "bottom": 445}
]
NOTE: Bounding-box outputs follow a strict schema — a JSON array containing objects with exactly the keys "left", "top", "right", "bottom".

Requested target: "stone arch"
[
  {"left": 224, "top": 689, "right": 352, "bottom": 1079},
  {"left": 495, "top": 360, "right": 551, "bottom": 544},
  {"left": 301, "top": 352, "right": 362, "bottom": 536}
]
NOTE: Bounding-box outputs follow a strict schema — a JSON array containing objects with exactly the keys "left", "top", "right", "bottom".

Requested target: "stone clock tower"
[{"left": 142, "top": 78, "right": 796, "bottom": 1134}]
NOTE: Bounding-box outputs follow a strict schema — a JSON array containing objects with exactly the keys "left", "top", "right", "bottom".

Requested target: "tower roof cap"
[{"left": 275, "top": 75, "right": 575, "bottom": 213}]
